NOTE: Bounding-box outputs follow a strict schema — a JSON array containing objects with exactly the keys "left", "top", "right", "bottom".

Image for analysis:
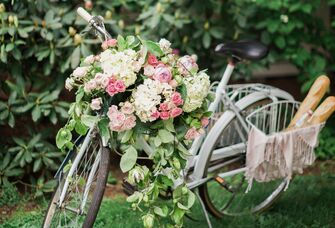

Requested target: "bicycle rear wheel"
[
  {"left": 43, "top": 130, "right": 110, "bottom": 228},
  {"left": 199, "top": 99, "right": 287, "bottom": 217}
]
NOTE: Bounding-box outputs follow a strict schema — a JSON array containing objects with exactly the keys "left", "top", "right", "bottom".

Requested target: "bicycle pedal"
[
  {"left": 122, "top": 178, "right": 138, "bottom": 196},
  {"left": 214, "top": 176, "right": 234, "bottom": 193}
]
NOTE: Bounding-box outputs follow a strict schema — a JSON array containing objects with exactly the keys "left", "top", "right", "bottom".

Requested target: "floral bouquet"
[{"left": 57, "top": 35, "right": 212, "bottom": 227}]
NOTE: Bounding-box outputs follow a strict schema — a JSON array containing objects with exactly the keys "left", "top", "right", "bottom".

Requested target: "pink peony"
[
  {"left": 101, "top": 39, "right": 118, "bottom": 50},
  {"left": 184, "top": 127, "right": 200, "bottom": 140},
  {"left": 115, "top": 80, "right": 126, "bottom": 92},
  {"left": 178, "top": 55, "right": 198, "bottom": 76},
  {"left": 160, "top": 111, "right": 170, "bottom": 120},
  {"left": 159, "top": 103, "right": 169, "bottom": 112},
  {"left": 170, "top": 107, "right": 183, "bottom": 118},
  {"left": 201, "top": 117, "right": 210, "bottom": 127},
  {"left": 153, "top": 64, "right": 172, "bottom": 83},
  {"left": 171, "top": 92, "right": 183, "bottom": 106},
  {"left": 147, "top": 53, "right": 159, "bottom": 66},
  {"left": 90, "top": 98, "right": 102, "bottom": 110}
]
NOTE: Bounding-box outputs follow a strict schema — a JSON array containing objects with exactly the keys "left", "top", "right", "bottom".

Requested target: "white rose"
[
  {"left": 159, "top": 38, "right": 171, "bottom": 53},
  {"left": 90, "top": 97, "right": 102, "bottom": 110},
  {"left": 72, "top": 66, "right": 89, "bottom": 78},
  {"left": 65, "top": 78, "right": 74, "bottom": 91},
  {"left": 83, "top": 55, "right": 95, "bottom": 65}
]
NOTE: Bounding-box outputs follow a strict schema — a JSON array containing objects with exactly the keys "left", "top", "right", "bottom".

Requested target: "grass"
[{"left": 1, "top": 174, "right": 334, "bottom": 228}]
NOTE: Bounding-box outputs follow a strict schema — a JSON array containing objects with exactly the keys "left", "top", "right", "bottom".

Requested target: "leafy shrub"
[
  {"left": 0, "top": 182, "right": 20, "bottom": 207},
  {"left": 0, "top": 0, "right": 334, "bottom": 192}
]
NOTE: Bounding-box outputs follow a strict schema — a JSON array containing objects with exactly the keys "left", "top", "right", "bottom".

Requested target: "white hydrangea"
[
  {"left": 182, "top": 71, "right": 210, "bottom": 112},
  {"left": 131, "top": 78, "right": 172, "bottom": 122},
  {"left": 99, "top": 49, "right": 140, "bottom": 87}
]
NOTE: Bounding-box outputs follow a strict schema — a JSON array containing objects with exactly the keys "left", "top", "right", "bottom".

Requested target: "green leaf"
[
  {"left": 75, "top": 121, "right": 88, "bottom": 135},
  {"left": 158, "top": 129, "right": 174, "bottom": 143},
  {"left": 33, "top": 158, "right": 42, "bottom": 172},
  {"left": 32, "top": 106, "right": 41, "bottom": 122},
  {"left": 56, "top": 128, "right": 72, "bottom": 149},
  {"left": 202, "top": 32, "right": 211, "bottom": 49},
  {"left": 120, "top": 146, "right": 137, "bottom": 173},
  {"left": 164, "top": 119, "right": 175, "bottom": 132},
  {"left": 154, "top": 136, "right": 161, "bottom": 147},
  {"left": 275, "top": 36, "right": 286, "bottom": 49},
  {"left": 71, "top": 46, "right": 81, "bottom": 69},
  {"left": 153, "top": 206, "right": 168, "bottom": 217},
  {"left": 121, "top": 129, "right": 133, "bottom": 143},
  {"left": 81, "top": 115, "right": 99, "bottom": 128},
  {"left": 143, "top": 40, "right": 164, "bottom": 57},
  {"left": 117, "top": 35, "right": 127, "bottom": 51},
  {"left": 98, "top": 118, "right": 110, "bottom": 145}
]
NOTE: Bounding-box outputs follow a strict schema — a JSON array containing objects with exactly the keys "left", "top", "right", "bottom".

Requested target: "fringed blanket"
[{"left": 245, "top": 123, "right": 324, "bottom": 192}]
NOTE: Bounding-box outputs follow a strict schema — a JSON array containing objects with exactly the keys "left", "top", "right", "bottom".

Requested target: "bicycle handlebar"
[{"left": 77, "top": 7, "right": 92, "bottom": 23}]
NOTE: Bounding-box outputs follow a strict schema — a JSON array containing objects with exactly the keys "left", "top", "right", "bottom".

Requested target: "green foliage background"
[{"left": 0, "top": 0, "right": 334, "bottom": 192}]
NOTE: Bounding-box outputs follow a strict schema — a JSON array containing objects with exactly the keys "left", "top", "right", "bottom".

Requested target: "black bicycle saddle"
[{"left": 215, "top": 40, "right": 268, "bottom": 61}]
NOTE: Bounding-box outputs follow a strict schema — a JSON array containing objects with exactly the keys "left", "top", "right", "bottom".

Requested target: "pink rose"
[
  {"left": 184, "top": 127, "right": 200, "bottom": 140},
  {"left": 73, "top": 66, "right": 88, "bottom": 78},
  {"left": 90, "top": 98, "right": 102, "bottom": 110},
  {"left": 170, "top": 107, "right": 183, "bottom": 118},
  {"left": 150, "top": 111, "right": 160, "bottom": 120},
  {"left": 101, "top": 39, "right": 118, "bottom": 50},
  {"left": 171, "top": 92, "right": 183, "bottom": 106},
  {"left": 106, "top": 83, "right": 117, "bottom": 96},
  {"left": 107, "top": 105, "right": 118, "bottom": 120},
  {"left": 123, "top": 115, "right": 136, "bottom": 130},
  {"left": 153, "top": 64, "right": 172, "bottom": 83},
  {"left": 147, "top": 53, "right": 159, "bottom": 66},
  {"left": 84, "top": 80, "right": 97, "bottom": 93},
  {"left": 201, "top": 117, "right": 210, "bottom": 127},
  {"left": 121, "top": 101, "right": 134, "bottom": 114},
  {"left": 160, "top": 111, "right": 170, "bottom": 120},
  {"left": 159, "top": 103, "right": 169, "bottom": 111},
  {"left": 143, "top": 65, "right": 155, "bottom": 77},
  {"left": 115, "top": 80, "right": 126, "bottom": 93}
]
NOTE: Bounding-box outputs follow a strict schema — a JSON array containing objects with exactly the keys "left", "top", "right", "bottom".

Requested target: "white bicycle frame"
[{"left": 57, "top": 8, "right": 294, "bottom": 209}]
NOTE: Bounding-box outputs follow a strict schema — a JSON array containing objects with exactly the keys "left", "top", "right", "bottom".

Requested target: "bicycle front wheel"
[
  {"left": 199, "top": 99, "right": 287, "bottom": 217},
  {"left": 43, "top": 130, "right": 110, "bottom": 228}
]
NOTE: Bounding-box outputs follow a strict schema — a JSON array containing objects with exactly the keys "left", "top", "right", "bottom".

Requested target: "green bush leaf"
[
  {"left": 56, "top": 128, "right": 72, "bottom": 149},
  {"left": 120, "top": 146, "right": 137, "bottom": 173}
]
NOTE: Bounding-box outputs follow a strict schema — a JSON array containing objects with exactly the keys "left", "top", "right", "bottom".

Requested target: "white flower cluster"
[
  {"left": 131, "top": 78, "right": 173, "bottom": 122},
  {"left": 99, "top": 49, "right": 141, "bottom": 87},
  {"left": 182, "top": 71, "right": 210, "bottom": 112}
]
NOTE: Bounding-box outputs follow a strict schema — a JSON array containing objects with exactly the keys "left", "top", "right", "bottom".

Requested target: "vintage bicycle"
[{"left": 42, "top": 8, "right": 296, "bottom": 228}]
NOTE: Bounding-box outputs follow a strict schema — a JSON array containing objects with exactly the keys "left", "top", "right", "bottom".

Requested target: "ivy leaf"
[
  {"left": 120, "top": 146, "right": 137, "bottom": 173},
  {"left": 81, "top": 115, "right": 99, "bottom": 128},
  {"left": 75, "top": 121, "right": 88, "bottom": 135},
  {"left": 153, "top": 205, "right": 168, "bottom": 217},
  {"left": 56, "top": 128, "right": 72, "bottom": 149},
  {"left": 143, "top": 40, "right": 164, "bottom": 57},
  {"left": 158, "top": 129, "right": 174, "bottom": 143}
]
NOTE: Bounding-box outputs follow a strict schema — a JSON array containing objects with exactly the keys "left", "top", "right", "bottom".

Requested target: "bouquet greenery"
[{"left": 56, "top": 35, "right": 212, "bottom": 227}]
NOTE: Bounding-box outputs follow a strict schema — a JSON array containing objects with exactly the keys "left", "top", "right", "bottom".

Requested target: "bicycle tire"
[
  {"left": 42, "top": 133, "right": 110, "bottom": 228},
  {"left": 198, "top": 99, "right": 287, "bottom": 217}
]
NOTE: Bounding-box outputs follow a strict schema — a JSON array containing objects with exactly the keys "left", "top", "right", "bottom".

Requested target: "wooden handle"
[
  {"left": 308, "top": 96, "right": 335, "bottom": 124},
  {"left": 288, "top": 75, "right": 330, "bottom": 127}
]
